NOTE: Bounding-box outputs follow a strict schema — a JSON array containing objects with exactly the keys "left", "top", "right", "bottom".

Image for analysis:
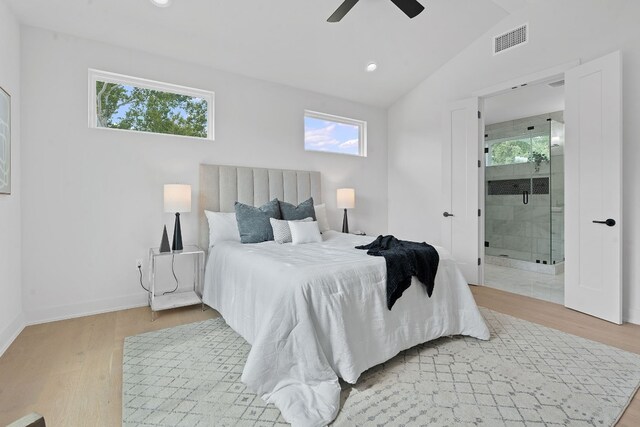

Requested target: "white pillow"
[
  {"left": 289, "top": 221, "right": 323, "bottom": 245},
  {"left": 314, "top": 204, "right": 331, "bottom": 233},
  {"left": 270, "top": 217, "right": 313, "bottom": 244},
  {"left": 204, "top": 211, "right": 241, "bottom": 246}
]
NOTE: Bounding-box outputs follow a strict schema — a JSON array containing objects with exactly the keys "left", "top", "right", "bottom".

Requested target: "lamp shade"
[
  {"left": 164, "top": 184, "right": 192, "bottom": 213},
  {"left": 337, "top": 188, "right": 355, "bottom": 209}
]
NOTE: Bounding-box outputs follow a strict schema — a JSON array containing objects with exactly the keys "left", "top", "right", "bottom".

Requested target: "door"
[
  {"left": 565, "top": 51, "right": 623, "bottom": 324},
  {"left": 442, "top": 97, "right": 482, "bottom": 284}
]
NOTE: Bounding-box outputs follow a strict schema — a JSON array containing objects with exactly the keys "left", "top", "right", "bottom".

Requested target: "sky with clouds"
[{"left": 304, "top": 116, "right": 360, "bottom": 156}]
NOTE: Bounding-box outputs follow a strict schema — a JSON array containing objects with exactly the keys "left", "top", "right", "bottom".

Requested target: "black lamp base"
[
  {"left": 172, "top": 212, "right": 183, "bottom": 251},
  {"left": 342, "top": 209, "right": 349, "bottom": 234}
]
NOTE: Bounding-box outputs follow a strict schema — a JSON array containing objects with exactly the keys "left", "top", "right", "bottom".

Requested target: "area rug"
[{"left": 123, "top": 308, "right": 640, "bottom": 426}]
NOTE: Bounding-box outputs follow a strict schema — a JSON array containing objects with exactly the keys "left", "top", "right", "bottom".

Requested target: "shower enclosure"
[{"left": 484, "top": 112, "right": 564, "bottom": 273}]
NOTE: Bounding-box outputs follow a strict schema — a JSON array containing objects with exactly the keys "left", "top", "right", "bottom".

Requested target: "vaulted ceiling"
[{"left": 6, "top": 0, "right": 525, "bottom": 107}]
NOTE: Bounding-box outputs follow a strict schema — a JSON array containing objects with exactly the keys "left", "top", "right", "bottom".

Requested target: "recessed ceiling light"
[
  {"left": 150, "top": 0, "right": 171, "bottom": 8},
  {"left": 366, "top": 62, "right": 378, "bottom": 72}
]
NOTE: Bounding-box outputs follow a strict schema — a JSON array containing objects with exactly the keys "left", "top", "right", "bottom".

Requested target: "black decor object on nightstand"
[{"left": 160, "top": 225, "right": 171, "bottom": 253}]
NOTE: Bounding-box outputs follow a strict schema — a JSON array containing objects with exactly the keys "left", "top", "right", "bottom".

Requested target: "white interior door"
[
  {"left": 442, "top": 97, "right": 482, "bottom": 284},
  {"left": 565, "top": 51, "right": 623, "bottom": 324}
]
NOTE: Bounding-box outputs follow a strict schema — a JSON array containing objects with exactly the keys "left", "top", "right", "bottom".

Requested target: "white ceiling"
[{"left": 6, "top": 0, "right": 514, "bottom": 107}]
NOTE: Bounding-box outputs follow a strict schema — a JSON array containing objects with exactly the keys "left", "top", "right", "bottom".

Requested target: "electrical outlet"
[{"left": 136, "top": 259, "right": 143, "bottom": 269}]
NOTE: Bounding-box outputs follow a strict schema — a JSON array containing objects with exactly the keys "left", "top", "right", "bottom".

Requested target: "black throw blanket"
[{"left": 356, "top": 235, "right": 440, "bottom": 310}]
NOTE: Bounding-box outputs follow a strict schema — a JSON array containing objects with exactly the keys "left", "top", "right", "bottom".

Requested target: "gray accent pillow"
[
  {"left": 235, "top": 199, "right": 281, "bottom": 243},
  {"left": 279, "top": 197, "right": 316, "bottom": 221},
  {"left": 270, "top": 217, "right": 313, "bottom": 244}
]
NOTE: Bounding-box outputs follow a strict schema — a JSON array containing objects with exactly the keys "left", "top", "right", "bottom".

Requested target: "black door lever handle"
[
  {"left": 443, "top": 212, "right": 454, "bottom": 218},
  {"left": 592, "top": 219, "right": 616, "bottom": 227}
]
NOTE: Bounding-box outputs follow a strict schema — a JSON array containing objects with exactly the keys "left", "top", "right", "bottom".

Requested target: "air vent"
[
  {"left": 493, "top": 24, "right": 528, "bottom": 55},
  {"left": 548, "top": 80, "right": 565, "bottom": 88}
]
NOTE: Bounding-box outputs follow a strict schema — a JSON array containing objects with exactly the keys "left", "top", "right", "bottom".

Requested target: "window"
[
  {"left": 89, "top": 69, "right": 214, "bottom": 140},
  {"left": 487, "top": 134, "right": 550, "bottom": 166},
  {"left": 304, "top": 110, "right": 366, "bottom": 156}
]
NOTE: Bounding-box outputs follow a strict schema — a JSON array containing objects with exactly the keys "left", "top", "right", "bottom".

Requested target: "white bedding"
[{"left": 202, "top": 231, "right": 490, "bottom": 426}]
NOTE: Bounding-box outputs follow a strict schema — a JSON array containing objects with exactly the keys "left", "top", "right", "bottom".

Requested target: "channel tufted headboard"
[{"left": 199, "top": 164, "right": 322, "bottom": 250}]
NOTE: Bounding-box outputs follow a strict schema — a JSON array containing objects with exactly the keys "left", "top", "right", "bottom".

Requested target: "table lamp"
[
  {"left": 337, "top": 188, "right": 355, "bottom": 234},
  {"left": 164, "top": 184, "right": 191, "bottom": 251}
]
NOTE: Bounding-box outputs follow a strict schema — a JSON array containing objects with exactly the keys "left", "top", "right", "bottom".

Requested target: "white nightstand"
[{"left": 147, "top": 245, "right": 205, "bottom": 321}]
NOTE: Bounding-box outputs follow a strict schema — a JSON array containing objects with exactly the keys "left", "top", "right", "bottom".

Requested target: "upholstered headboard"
[{"left": 199, "top": 164, "right": 322, "bottom": 250}]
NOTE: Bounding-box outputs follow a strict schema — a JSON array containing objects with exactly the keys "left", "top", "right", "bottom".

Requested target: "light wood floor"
[
  {"left": 0, "top": 306, "right": 218, "bottom": 426},
  {"left": 0, "top": 287, "right": 638, "bottom": 426}
]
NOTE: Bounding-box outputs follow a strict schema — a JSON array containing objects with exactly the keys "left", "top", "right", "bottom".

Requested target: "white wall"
[
  {"left": 388, "top": 0, "right": 640, "bottom": 323},
  {"left": 484, "top": 81, "right": 564, "bottom": 125},
  {"left": 20, "top": 27, "right": 388, "bottom": 323},
  {"left": 0, "top": 0, "right": 23, "bottom": 355}
]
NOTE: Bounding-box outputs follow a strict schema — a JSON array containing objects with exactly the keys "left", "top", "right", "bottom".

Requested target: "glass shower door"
[
  {"left": 549, "top": 119, "right": 565, "bottom": 265},
  {"left": 485, "top": 127, "right": 535, "bottom": 263},
  {"left": 528, "top": 121, "right": 552, "bottom": 265},
  {"left": 485, "top": 116, "right": 553, "bottom": 264}
]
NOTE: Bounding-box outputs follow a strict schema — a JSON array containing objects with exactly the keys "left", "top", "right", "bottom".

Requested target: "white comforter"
[{"left": 202, "top": 231, "right": 490, "bottom": 426}]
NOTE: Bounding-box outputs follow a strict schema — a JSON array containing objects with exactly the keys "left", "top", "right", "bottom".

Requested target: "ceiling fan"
[{"left": 328, "top": 0, "right": 425, "bottom": 22}]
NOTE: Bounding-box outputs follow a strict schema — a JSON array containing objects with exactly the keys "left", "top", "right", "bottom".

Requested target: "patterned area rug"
[{"left": 123, "top": 308, "right": 640, "bottom": 426}]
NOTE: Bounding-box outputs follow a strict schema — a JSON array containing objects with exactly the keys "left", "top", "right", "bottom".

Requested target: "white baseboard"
[
  {"left": 625, "top": 307, "right": 640, "bottom": 326},
  {"left": 1, "top": 294, "right": 149, "bottom": 354},
  {"left": 16, "top": 292, "right": 640, "bottom": 333},
  {"left": 25, "top": 293, "right": 148, "bottom": 326},
  {"left": 0, "top": 312, "right": 26, "bottom": 357}
]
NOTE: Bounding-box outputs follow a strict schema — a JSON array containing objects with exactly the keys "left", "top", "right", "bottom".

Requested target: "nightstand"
[{"left": 147, "top": 245, "right": 205, "bottom": 321}]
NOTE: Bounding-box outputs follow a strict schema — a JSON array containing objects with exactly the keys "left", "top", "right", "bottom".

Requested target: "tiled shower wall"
[{"left": 485, "top": 161, "right": 554, "bottom": 263}]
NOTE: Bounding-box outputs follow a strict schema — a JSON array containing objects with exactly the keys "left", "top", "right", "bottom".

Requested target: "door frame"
[
  {"left": 473, "top": 60, "right": 580, "bottom": 98},
  {"left": 474, "top": 60, "right": 579, "bottom": 285}
]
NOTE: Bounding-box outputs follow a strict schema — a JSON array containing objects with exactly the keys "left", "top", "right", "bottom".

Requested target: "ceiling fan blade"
[
  {"left": 327, "top": 0, "right": 360, "bottom": 23},
  {"left": 389, "top": 0, "right": 425, "bottom": 19}
]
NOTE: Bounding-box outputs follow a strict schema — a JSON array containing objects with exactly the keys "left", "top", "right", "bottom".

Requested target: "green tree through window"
[
  {"left": 531, "top": 135, "right": 550, "bottom": 157},
  {"left": 96, "top": 82, "right": 208, "bottom": 138},
  {"left": 489, "top": 135, "right": 550, "bottom": 166},
  {"left": 490, "top": 139, "right": 530, "bottom": 165}
]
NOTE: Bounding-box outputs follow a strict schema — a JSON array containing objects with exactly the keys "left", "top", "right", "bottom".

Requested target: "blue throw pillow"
[
  {"left": 235, "top": 199, "right": 281, "bottom": 243},
  {"left": 279, "top": 197, "right": 317, "bottom": 221}
]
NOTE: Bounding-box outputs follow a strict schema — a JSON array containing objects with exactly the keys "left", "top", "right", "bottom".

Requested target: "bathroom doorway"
[{"left": 482, "top": 81, "right": 565, "bottom": 303}]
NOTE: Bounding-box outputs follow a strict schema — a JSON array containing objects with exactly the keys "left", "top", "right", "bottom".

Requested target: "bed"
[{"left": 199, "top": 164, "right": 490, "bottom": 427}]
